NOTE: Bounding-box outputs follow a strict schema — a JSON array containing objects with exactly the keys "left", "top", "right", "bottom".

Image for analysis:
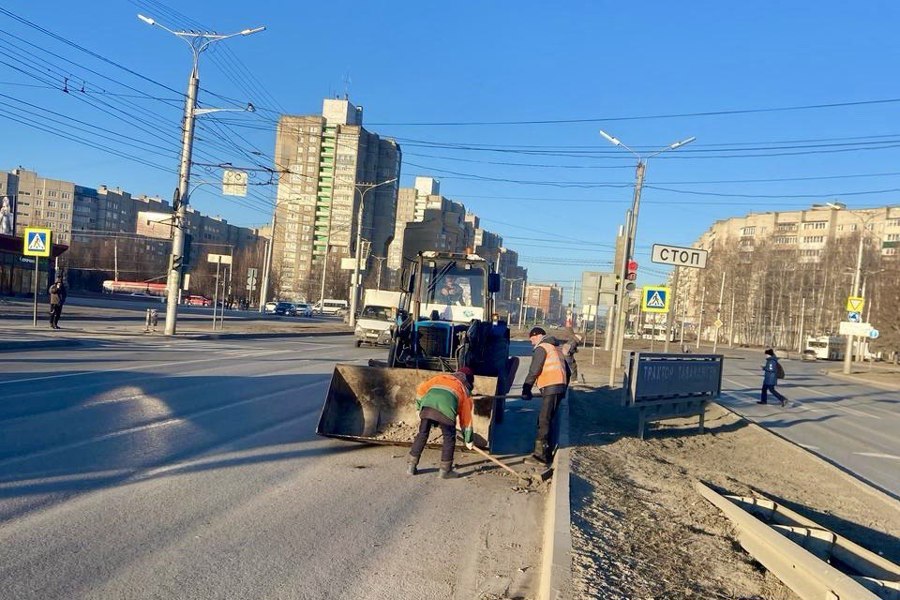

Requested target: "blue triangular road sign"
[
  {"left": 27, "top": 232, "right": 46, "bottom": 252},
  {"left": 646, "top": 290, "right": 666, "bottom": 309}
]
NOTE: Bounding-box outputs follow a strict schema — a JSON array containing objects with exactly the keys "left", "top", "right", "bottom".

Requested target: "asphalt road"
[
  {"left": 718, "top": 348, "right": 900, "bottom": 498},
  {"left": 0, "top": 335, "right": 543, "bottom": 600}
]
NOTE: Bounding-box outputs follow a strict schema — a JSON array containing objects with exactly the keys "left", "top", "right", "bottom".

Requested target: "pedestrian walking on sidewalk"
[
  {"left": 758, "top": 348, "right": 788, "bottom": 406},
  {"left": 522, "top": 327, "right": 570, "bottom": 464},
  {"left": 48, "top": 275, "right": 67, "bottom": 330},
  {"left": 407, "top": 367, "right": 476, "bottom": 479}
]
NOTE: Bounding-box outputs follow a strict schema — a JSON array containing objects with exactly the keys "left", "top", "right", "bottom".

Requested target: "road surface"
[
  {"left": 0, "top": 335, "right": 543, "bottom": 599},
  {"left": 719, "top": 347, "right": 900, "bottom": 498}
]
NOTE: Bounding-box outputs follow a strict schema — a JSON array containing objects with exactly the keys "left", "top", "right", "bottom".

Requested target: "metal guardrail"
[{"left": 696, "top": 481, "right": 899, "bottom": 600}]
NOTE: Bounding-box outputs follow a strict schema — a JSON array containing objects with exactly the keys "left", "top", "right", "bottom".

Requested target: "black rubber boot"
[
  {"left": 439, "top": 461, "right": 459, "bottom": 479},
  {"left": 407, "top": 456, "right": 419, "bottom": 476},
  {"left": 526, "top": 441, "right": 549, "bottom": 465}
]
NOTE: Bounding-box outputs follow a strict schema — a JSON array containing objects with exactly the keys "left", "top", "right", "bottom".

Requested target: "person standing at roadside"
[
  {"left": 48, "top": 275, "right": 67, "bottom": 330},
  {"left": 758, "top": 348, "right": 787, "bottom": 406},
  {"left": 522, "top": 326, "right": 569, "bottom": 464},
  {"left": 407, "top": 367, "right": 476, "bottom": 479}
]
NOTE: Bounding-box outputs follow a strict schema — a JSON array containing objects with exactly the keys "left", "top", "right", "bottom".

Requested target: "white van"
[{"left": 314, "top": 299, "right": 349, "bottom": 315}]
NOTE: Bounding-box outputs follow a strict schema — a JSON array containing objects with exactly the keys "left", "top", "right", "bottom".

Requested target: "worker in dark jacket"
[
  {"left": 48, "top": 275, "right": 67, "bottom": 330},
  {"left": 522, "top": 327, "right": 569, "bottom": 464},
  {"left": 407, "top": 367, "right": 476, "bottom": 479}
]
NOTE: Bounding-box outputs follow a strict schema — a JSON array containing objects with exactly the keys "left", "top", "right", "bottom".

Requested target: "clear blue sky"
[{"left": 2, "top": 1, "right": 900, "bottom": 295}]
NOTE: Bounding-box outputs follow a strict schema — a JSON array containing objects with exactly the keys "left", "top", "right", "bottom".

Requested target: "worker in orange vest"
[
  {"left": 407, "top": 367, "right": 476, "bottom": 479},
  {"left": 522, "top": 327, "right": 569, "bottom": 464}
]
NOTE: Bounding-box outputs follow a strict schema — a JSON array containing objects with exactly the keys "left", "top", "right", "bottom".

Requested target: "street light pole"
[
  {"left": 138, "top": 14, "right": 264, "bottom": 336},
  {"left": 601, "top": 130, "right": 695, "bottom": 387},
  {"left": 349, "top": 178, "right": 396, "bottom": 328},
  {"left": 844, "top": 226, "right": 865, "bottom": 374}
]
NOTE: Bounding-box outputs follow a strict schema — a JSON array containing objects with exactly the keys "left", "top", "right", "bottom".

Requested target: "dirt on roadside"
[{"left": 566, "top": 382, "right": 900, "bottom": 600}]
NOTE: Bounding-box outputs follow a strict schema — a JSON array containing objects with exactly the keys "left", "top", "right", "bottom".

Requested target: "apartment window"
[
  {"left": 48, "top": 190, "right": 58, "bottom": 197},
  {"left": 776, "top": 222, "right": 796, "bottom": 231},
  {"left": 740, "top": 226, "right": 756, "bottom": 236},
  {"left": 801, "top": 249, "right": 820, "bottom": 257},
  {"left": 802, "top": 236, "right": 825, "bottom": 243},
  {"left": 887, "top": 218, "right": 900, "bottom": 227},
  {"left": 803, "top": 221, "right": 826, "bottom": 230},
  {"left": 61, "top": 192, "right": 71, "bottom": 199},
  {"left": 884, "top": 248, "right": 897, "bottom": 255},
  {"left": 887, "top": 233, "right": 900, "bottom": 241},
  {"left": 774, "top": 236, "right": 797, "bottom": 244},
  {"left": 48, "top": 201, "right": 57, "bottom": 208},
  {"left": 36, "top": 189, "right": 43, "bottom": 196}
]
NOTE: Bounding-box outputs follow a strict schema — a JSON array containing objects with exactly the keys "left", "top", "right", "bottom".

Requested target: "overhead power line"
[{"left": 364, "top": 97, "right": 900, "bottom": 127}]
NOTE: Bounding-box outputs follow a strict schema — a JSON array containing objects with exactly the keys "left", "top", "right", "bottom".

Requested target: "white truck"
[{"left": 354, "top": 289, "right": 403, "bottom": 347}]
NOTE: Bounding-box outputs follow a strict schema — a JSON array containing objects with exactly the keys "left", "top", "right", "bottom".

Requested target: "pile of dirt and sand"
[{"left": 566, "top": 385, "right": 899, "bottom": 600}]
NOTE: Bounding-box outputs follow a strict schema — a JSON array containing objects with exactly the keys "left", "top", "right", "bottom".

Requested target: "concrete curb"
[
  {"left": 0, "top": 329, "right": 351, "bottom": 352},
  {"left": 0, "top": 338, "right": 84, "bottom": 352},
  {"left": 539, "top": 395, "right": 572, "bottom": 600},
  {"left": 825, "top": 370, "right": 900, "bottom": 392}
]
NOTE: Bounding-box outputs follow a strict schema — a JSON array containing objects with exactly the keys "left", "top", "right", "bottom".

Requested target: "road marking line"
[
  {"left": 798, "top": 444, "right": 821, "bottom": 451},
  {"left": 0, "top": 343, "right": 344, "bottom": 386},
  {"left": 854, "top": 452, "right": 900, "bottom": 460},
  {"left": 0, "top": 378, "right": 330, "bottom": 469}
]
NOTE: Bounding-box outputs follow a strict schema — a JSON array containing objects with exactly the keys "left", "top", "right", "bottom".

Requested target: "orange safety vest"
[{"left": 536, "top": 341, "right": 566, "bottom": 389}]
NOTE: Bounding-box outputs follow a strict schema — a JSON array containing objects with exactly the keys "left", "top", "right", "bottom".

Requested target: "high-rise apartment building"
[
  {"left": 272, "top": 98, "right": 401, "bottom": 301},
  {"left": 677, "top": 204, "right": 900, "bottom": 347},
  {"left": 0, "top": 168, "right": 76, "bottom": 244}
]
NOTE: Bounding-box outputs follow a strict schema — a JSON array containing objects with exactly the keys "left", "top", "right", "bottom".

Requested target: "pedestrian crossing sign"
[
  {"left": 23, "top": 227, "right": 51, "bottom": 257},
  {"left": 641, "top": 286, "right": 670, "bottom": 313}
]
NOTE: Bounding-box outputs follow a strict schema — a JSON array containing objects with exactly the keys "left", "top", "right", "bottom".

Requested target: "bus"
[
  {"left": 641, "top": 323, "right": 674, "bottom": 342},
  {"left": 102, "top": 280, "right": 167, "bottom": 297},
  {"left": 804, "top": 336, "right": 845, "bottom": 361}
]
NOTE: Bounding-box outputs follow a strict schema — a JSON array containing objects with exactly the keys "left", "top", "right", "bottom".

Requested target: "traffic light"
[
  {"left": 182, "top": 233, "right": 193, "bottom": 267},
  {"left": 626, "top": 260, "right": 638, "bottom": 280},
  {"left": 625, "top": 260, "right": 638, "bottom": 291}
]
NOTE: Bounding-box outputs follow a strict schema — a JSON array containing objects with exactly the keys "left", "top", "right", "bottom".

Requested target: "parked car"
[
  {"left": 294, "top": 302, "right": 313, "bottom": 317},
  {"left": 264, "top": 302, "right": 278, "bottom": 314},
  {"left": 185, "top": 295, "right": 211, "bottom": 307},
  {"left": 801, "top": 349, "right": 818, "bottom": 361}
]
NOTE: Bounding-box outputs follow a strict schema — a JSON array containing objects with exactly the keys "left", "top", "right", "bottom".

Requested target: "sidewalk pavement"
[{"left": 0, "top": 304, "right": 351, "bottom": 352}]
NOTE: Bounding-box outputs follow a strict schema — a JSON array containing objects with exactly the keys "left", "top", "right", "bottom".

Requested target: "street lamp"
[
  {"left": 349, "top": 178, "right": 397, "bottom": 328},
  {"left": 816, "top": 202, "right": 878, "bottom": 373},
  {"left": 599, "top": 130, "right": 696, "bottom": 386},
  {"left": 138, "top": 13, "right": 264, "bottom": 336}
]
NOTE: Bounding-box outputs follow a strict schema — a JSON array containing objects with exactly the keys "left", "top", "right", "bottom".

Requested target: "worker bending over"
[{"left": 407, "top": 367, "right": 476, "bottom": 479}]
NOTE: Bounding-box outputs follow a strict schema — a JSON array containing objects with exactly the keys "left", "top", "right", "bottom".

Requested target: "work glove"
[
  {"left": 521, "top": 384, "right": 533, "bottom": 401},
  {"left": 465, "top": 441, "right": 474, "bottom": 450}
]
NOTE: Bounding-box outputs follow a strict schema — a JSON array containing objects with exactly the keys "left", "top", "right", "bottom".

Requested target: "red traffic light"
[{"left": 627, "top": 260, "right": 638, "bottom": 271}]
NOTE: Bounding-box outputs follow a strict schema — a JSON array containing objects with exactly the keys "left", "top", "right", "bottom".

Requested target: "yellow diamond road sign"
[
  {"left": 714, "top": 318, "right": 723, "bottom": 329},
  {"left": 641, "top": 286, "right": 670, "bottom": 313},
  {"left": 846, "top": 296, "right": 864, "bottom": 313},
  {"left": 23, "top": 227, "right": 51, "bottom": 257}
]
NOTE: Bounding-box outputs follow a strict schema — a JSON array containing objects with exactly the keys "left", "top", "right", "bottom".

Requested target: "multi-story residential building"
[
  {"left": 0, "top": 167, "right": 264, "bottom": 293},
  {"left": 1, "top": 167, "right": 76, "bottom": 244},
  {"left": 525, "top": 283, "right": 563, "bottom": 323},
  {"left": 272, "top": 97, "right": 401, "bottom": 301},
  {"left": 678, "top": 204, "right": 900, "bottom": 347}
]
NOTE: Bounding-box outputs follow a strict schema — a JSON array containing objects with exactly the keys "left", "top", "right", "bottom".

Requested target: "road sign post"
[
  {"left": 207, "top": 254, "right": 232, "bottom": 329},
  {"left": 23, "top": 228, "right": 51, "bottom": 327},
  {"left": 650, "top": 243, "right": 708, "bottom": 353},
  {"left": 650, "top": 243, "right": 709, "bottom": 269},
  {"left": 641, "top": 286, "right": 670, "bottom": 314}
]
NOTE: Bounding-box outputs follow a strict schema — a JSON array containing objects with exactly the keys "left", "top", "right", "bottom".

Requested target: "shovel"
[{"left": 456, "top": 432, "right": 536, "bottom": 486}]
